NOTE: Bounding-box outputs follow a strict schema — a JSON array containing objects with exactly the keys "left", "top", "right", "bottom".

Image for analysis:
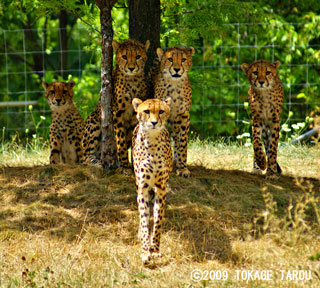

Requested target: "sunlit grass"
[
  {"left": 188, "top": 138, "right": 320, "bottom": 178},
  {"left": 0, "top": 139, "right": 319, "bottom": 287}
]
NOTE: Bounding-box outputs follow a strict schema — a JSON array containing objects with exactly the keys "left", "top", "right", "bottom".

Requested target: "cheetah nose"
[
  {"left": 259, "top": 81, "right": 264, "bottom": 86},
  {"left": 174, "top": 68, "right": 180, "bottom": 73},
  {"left": 128, "top": 67, "right": 134, "bottom": 72},
  {"left": 56, "top": 99, "right": 62, "bottom": 104},
  {"left": 151, "top": 121, "right": 158, "bottom": 126}
]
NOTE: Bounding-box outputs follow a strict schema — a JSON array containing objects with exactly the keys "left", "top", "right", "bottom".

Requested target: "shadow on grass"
[{"left": 0, "top": 164, "right": 319, "bottom": 263}]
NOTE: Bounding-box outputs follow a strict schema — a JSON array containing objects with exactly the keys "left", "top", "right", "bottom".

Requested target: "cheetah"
[
  {"left": 241, "top": 60, "right": 284, "bottom": 179},
  {"left": 132, "top": 98, "right": 172, "bottom": 264},
  {"left": 42, "top": 80, "right": 84, "bottom": 164},
  {"left": 113, "top": 39, "right": 150, "bottom": 170},
  {"left": 151, "top": 46, "right": 194, "bottom": 177},
  {"left": 82, "top": 39, "right": 150, "bottom": 168}
]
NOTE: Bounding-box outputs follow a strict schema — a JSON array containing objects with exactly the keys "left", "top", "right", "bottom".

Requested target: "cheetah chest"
[
  {"left": 160, "top": 85, "right": 190, "bottom": 120},
  {"left": 116, "top": 81, "right": 146, "bottom": 123},
  {"left": 54, "top": 113, "right": 79, "bottom": 163},
  {"left": 251, "top": 90, "right": 279, "bottom": 124},
  {"left": 135, "top": 131, "right": 170, "bottom": 178}
]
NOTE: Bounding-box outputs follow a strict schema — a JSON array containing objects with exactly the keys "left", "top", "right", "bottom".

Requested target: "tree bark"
[
  {"left": 129, "top": 0, "right": 161, "bottom": 76},
  {"left": 96, "top": 0, "right": 118, "bottom": 169},
  {"left": 22, "top": 14, "right": 44, "bottom": 79}
]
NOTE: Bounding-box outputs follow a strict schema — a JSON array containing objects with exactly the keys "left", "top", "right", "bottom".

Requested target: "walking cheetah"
[
  {"left": 132, "top": 98, "right": 172, "bottom": 264},
  {"left": 241, "top": 59, "right": 284, "bottom": 179},
  {"left": 82, "top": 39, "right": 150, "bottom": 169},
  {"left": 42, "top": 80, "right": 84, "bottom": 164},
  {"left": 151, "top": 46, "right": 194, "bottom": 177}
]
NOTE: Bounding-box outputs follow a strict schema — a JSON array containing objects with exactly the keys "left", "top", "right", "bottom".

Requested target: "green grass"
[{"left": 0, "top": 140, "right": 319, "bottom": 287}]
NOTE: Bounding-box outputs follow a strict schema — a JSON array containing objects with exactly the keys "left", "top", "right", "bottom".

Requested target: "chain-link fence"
[
  {"left": 1, "top": 22, "right": 319, "bottom": 140},
  {"left": 0, "top": 26, "right": 100, "bottom": 138}
]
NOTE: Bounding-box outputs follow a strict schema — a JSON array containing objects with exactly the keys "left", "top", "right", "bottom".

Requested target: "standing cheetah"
[
  {"left": 132, "top": 98, "right": 172, "bottom": 264},
  {"left": 241, "top": 60, "right": 284, "bottom": 179},
  {"left": 151, "top": 46, "right": 194, "bottom": 177},
  {"left": 42, "top": 80, "right": 84, "bottom": 164},
  {"left": 82, "top": 39, "right": 150, "bottom": 169},
  {"left": 112, "top": 39, "right": 150, "bottom": 171}
]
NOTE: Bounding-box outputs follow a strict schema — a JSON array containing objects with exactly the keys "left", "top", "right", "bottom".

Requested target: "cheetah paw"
[
  {"left": 252, "top": 167, "right": 263, "bottom": 175},
  {"left": 92, "top": 161, "right": 103, "bottom": 168},
  {"left": 176, "top": 168, "right": 191, "bottom": 178},
  {"left": 151, "top": 251, "right": 162, "bottom": 259},
  {"left": 149, "top": 246, "right": 162, "bottom": 258},
  {"left": 266, "top": 172, "right": 279, "bottom": 180},
  {"left": 118, "top": 167, "right": 132, "bottom": 176},
  {"left": 141, "top": 251, "right": 151, "bottom": 265}
]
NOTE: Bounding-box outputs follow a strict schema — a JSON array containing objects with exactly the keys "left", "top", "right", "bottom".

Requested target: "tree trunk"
[
  {"left": 96, "top": 0, "right": 118, "bottom": 169},
  {"left": 129, "top": 0, "right": 161, "bottom": 76},
  {"left": 22, "top": 14, "right": 44, "bottom": 79},
  {"left": 59, "top": 10, "right": 68, "bottom": 79}
]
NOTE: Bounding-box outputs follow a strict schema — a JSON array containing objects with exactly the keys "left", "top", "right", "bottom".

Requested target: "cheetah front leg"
[
  {"left": 266, "top": 122, "right": 281, "bottom": 180},
  {"left": 137, "top": 187, "right": 151, "bottom": 264},
  {"left": 74, "top": 135, "right": 85, "bottom": 164},
  {"left": 82, "top": 121, "right": 102, "bottom": 167},
  {"left": 49, "top": 130, "right": 62, "bottom": 164},
  {"left": 113, "top": 113, "right": 130, "bottom": 169},
  {"left": 126, "top": 117, "right": 138, "bottom": 165},
  {"left": 252, "top": 120, "right": 267, "bottom": 173},
  {"left": 172, "top": 114, "right": 190, "bottom": 177},
  {"left": 150, "top": 187, "right": 167, "bottom": 258}
]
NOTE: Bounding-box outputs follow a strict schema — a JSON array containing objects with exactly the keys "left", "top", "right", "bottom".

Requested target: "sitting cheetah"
[
  {"left": 42, "top": 80, "right": 84, "bottom": 164},
  {"left": 132, "top": 98, "right": 172, "bottom": 264},
  {"left": 151, "top": 46, "right": 194, "bottom": 177},
  {"left": 241, "top": 60, "right": 284, "bottom": 179},
  {"left": 82, "top": 39, "right": 150, "bottom": 168}
]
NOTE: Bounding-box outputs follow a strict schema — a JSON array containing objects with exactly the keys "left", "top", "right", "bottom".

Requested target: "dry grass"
[{"left": 0, "top": 141, "right": 319, "bottom": 287}]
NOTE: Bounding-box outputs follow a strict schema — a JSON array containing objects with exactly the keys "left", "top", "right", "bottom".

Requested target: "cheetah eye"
[
  {"left": 159, "top": 110, "right": 165, "bottom": 115},
  {"left": 49, "top": 90, "right": 55, "bottom": 95},
  {"left": 136, "top": 55, "right": 141, "bottom": 60},
  {"left": 266, "top": 71, "right": 271, "bottom": 75},
  {"left": 182, "top": 58, "right": 186, "bottom": 62},
  {"left": 122, "top": 55, "right": 127, "bottom": 60},
  {"left": 63, "top": 90, "right": 68, "bottom": 94},
  {"left": 168, "top": 58, "right": 173, "bottom": 62},
  {"left": 144, "top": 110, "right": 150, "bottom": 114},
  {"left": 252, "top": 71, "right": 258, "bottom": 76}
]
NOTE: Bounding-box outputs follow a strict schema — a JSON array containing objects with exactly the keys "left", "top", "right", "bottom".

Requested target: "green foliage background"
[{"left": 0, "top": 0, "right": 319, "bottom": 141}]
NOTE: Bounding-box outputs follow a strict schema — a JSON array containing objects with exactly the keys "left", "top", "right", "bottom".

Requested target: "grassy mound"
[{"left": 0, "top": 143, "right": 319, "bottom": 287}]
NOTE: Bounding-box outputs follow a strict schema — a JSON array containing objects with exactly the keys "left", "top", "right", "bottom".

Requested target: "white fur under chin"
[{"left": 137, "top": 125, "right": 164, "bottom": 147}]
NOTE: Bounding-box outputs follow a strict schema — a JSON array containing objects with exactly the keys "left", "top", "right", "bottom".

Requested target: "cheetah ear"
[
  {"left": 241, "top": 63, "right": 250, "bottom": 74},
  {"left": 41, "top": 81, "right": 49, "bottom": 90},
  {"left": 67, "top": 80, "right": 75, "bottom": 88},
  {"left": 132, "top": 98, "right": 143, "bottom": 112},
  {"left": 164, "top": 97, "right": 172, "bottom": 109},
  {"left": 145, "top": 40, "right": 150, "bottom": 52},
  {"left": 156, "top": 48, "right": 164, "bottom": 60},
  {"left": 273, "top": 60, "right": 280, "bottom": 69},
  {"left": 112, "top": 40, "right": 120, "bottom": 52},
  {"left": 186, "top": 47, "right": 195, "bottom": 56}
]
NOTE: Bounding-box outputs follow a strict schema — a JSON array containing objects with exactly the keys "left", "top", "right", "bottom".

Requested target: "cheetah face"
[
  {"left": 241, "top": 60, "right": 280, "bottom": 90},
  {"left": 132, "top": 98, "right": 171, "bottom": 130},
  {"left": 157, "top": 47, "right": 194, "bottom": 80},
  {"left": 113, "top": 39, "right": 150, "bottom": 75},
  {"left": 42, "top": 81, "right": 75, "bottom": 110}
]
